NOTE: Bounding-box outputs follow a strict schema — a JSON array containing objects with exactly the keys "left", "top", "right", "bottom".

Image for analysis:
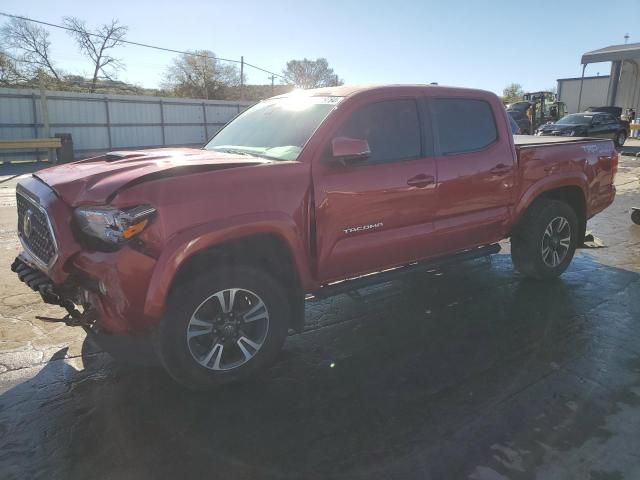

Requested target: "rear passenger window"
[
  {"left": 432, "top": 99, "right": 497, "bottom": 154},
  {"left": 336, "top": 99, "right": 421, "bottom": 163}
]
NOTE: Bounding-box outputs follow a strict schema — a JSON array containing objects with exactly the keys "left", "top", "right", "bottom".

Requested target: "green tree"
[
  {"left": 503, "top": 83, "right": 524, "bottom": 104},
  {"left": 163, "top": 50, "right": 241, "bottom": 100},
  {"left": 282, "top": 58, "right": 342, "bottom": 89}
]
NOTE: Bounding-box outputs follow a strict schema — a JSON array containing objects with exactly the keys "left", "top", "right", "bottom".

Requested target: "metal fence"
[{"left": 0, "top": 87, "right": 253, "bottom": 163}]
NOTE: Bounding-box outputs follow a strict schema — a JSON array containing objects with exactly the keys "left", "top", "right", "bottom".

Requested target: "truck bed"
[{"left": 513, "top": 135, "right": 611, "bottom": 148}]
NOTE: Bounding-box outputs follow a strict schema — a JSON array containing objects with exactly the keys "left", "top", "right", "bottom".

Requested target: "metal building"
[
  {"left": 557, "top": 75, "right": 610, "bottom": 113},
  {"left": 559, "top": 42, "right": 640, "bottom": 114}
]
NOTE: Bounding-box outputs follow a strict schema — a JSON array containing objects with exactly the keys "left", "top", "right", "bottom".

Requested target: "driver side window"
[{"left": 335, "top": 99, "right": 421, "bottom": 164}]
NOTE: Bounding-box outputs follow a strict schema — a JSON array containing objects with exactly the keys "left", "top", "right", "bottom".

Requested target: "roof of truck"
[{"left": 271, "top": 84, "right": 494, "bottom": 99}]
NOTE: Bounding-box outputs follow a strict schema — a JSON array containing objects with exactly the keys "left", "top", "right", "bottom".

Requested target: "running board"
[{"left": 309, "top": 243, "right": 501, "bottom": 300}]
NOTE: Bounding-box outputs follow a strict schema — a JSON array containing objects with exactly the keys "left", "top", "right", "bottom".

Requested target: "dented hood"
[{"left": 34, "top": 148, "right": 270, "bottom": 206}]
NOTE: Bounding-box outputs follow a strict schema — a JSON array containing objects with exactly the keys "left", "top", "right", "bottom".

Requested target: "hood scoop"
[{"left": 104, "top": 152, "right": 147, "bottom": 162}]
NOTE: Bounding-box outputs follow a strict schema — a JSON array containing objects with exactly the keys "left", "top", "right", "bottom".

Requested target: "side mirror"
[{"left": 329, "top": 137, "right": 370, "bottom": 164}]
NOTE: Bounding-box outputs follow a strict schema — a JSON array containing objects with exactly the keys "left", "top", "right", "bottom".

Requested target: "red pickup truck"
[{"left": 11, "top": 85, "right": 617, "bottom": 389}]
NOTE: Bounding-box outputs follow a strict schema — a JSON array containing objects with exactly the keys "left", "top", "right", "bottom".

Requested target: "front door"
[
  {"left": 589, "top": 114, "right": 612, "bottom": 139},
  {"left": 313, "top": 96, "right": 438, "bottom": 283}
]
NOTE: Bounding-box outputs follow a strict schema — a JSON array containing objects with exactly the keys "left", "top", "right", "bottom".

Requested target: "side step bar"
[{"left": 310, "top": 243, "right": 501, "bottom": 299}]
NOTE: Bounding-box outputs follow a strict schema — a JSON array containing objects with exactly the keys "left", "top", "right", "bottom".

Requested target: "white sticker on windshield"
[{"left": 279, "top": 95, "right": 343, "bottom": 105}]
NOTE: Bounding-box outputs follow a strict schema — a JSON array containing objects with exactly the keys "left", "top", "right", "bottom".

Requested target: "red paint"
[{"left": 15, "top": 85, "right": 617, "bottom": 333}]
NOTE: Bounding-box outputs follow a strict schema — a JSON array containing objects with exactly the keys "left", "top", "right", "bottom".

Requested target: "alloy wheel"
[
  {"left": 186, "top": 288, "right": 269, "bottom": 371},
  {"left": 541, "top": 216, "right": 571, "bottom": 268}
]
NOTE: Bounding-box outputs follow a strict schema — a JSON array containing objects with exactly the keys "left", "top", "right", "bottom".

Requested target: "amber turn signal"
[{"left": 122, "top": 219, "right": 149, "bottom": 239}]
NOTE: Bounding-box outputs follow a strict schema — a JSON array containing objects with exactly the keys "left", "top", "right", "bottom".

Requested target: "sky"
[{"left": 2, "top": 0, "right": 639, "bottom": 95}]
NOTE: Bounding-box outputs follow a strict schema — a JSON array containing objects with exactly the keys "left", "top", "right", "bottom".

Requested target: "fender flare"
[
  {"left": 143, "top": 212, "right": 312, "bottom": 319},
  {"left": 512, "top": 173, "right": 589, "bottom": 229}
]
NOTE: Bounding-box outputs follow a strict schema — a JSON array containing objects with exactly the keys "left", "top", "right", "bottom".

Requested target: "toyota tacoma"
[{"left": 11, "top": 85, "right": 618, "bottom": 389}]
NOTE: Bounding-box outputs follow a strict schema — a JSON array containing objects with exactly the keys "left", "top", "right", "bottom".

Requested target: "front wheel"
[
  {"left": 511, "top": 199, "right": 579, "bottom": 280},
  {"left": 632, "top": 209, "right": 640, "bottom": 225},
  {"left": 615, "top": 130, "right": 627, "bottom": 148},
  {"left": 156, "top": 266, "right": 290, "bottom": 389}
]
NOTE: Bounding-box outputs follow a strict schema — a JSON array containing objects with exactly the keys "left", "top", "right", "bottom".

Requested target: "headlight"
[{"left": 74, "top": 205, "right": 156, "bottom": 246}]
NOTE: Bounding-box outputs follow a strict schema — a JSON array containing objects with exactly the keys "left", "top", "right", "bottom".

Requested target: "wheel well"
[
  {"left": 530, "top": 186, "right": 587, "bottom": 241},
  {"left": 169, "top": 234, "right": 305, "bottom": 331}
]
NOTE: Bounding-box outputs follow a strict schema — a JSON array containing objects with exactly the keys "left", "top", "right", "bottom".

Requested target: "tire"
[
  {"left": 615, "top": 130, "right": 627, "bottom": 148},
  {"left": 156, "top": 265, "right": 290, "bottom": 390},
  {"left": 511, "top": 199, "right": 579, "bottom": 280},
  {"left": 632, "top": 209, "right": 640, "bottom": 225}
]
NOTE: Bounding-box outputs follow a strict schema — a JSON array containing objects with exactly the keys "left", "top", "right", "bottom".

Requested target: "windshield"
[
  {"left": 556, "top": 114, "right": 592, "bottom": 125},
  {"left": 204, "top": 95, "right": 342, "bottom": 161}
]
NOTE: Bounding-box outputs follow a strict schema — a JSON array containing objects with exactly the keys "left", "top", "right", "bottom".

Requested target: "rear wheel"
[
  {"left": 511, "top": 199, "right": 578, "bottom": 280},
  {"left": 632, "top": 209, "right": 640, "bottom": 225},
  {"left": 156, "top": 266, "right": 290, "bottom": 389}
]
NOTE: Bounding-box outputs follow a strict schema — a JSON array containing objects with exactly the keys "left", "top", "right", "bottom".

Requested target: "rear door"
[
  {"left": 313, "top": 96, "right": 438, "bottom": 283},
  {"left": 429, "top": 97, "right": 516, "bottom": 253}
]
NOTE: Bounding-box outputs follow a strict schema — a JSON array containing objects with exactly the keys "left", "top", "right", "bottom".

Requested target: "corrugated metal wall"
[
  {"left": 557, "top": 76, "right": 610, "bottom": 114},
  {"left": 0, "top": 87, "right": 253, "bottom": 163}
]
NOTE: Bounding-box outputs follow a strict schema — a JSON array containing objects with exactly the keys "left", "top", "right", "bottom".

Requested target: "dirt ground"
[{"left": 0, "top": 154, "right": 639, "bottom": 480}]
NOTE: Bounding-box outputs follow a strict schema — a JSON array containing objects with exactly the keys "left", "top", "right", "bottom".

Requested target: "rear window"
[{"left": 432, "top": 99, "right": 498, "bottom": 154}]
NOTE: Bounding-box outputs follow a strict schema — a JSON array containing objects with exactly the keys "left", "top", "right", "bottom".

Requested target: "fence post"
[
  {"left": 202, "top": 101, "right": 208, "bottom": 142},
  {"left": 38, "top": 82, "right": 53, "bottom": 162},
  {"left": 104, "top": 96, "right": 112, "bottom": 149},
  {"left": 159, "top": 99, "right": 166, "bottom": 146},
  {"left": 31, "top": 92, "right": 40, "bottom": 161}
]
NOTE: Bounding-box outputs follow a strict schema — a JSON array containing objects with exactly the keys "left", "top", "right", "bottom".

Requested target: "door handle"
[
  {"left": 407, "top": 174, "right": 435, "bottom": 188},
  {"left": 490, "top": 163, "right": 512, "bottom": 175}
]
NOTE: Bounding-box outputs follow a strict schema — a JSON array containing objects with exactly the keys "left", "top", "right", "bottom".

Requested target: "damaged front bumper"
[
  {"left": 11, "top": 254, "right": 158, "bottom": 364},
  {"left": 11, "top": 255, "right": 93, "bottom": 327}
]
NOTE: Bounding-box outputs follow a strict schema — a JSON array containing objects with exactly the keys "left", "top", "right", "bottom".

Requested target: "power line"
[{"left": 0, "top": 11, "right": 289, "bottom": 82}]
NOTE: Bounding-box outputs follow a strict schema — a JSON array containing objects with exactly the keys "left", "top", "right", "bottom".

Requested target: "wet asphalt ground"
[{"left": 1, "top": 156, "right": 639, "bottom": 480}]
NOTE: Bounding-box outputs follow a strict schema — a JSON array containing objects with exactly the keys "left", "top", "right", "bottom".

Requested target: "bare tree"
[
  {"left": 163, "top": 50, "right": 241, "bottom": 100},
  {"left": 282, "top": 58, "right": 342, "bottom": 89},
  {"left": 0, "top": 17, "right": 60, "bottom": 81},
  {"left": 63, "top": 17, "right": 128, "bottom": 93}
]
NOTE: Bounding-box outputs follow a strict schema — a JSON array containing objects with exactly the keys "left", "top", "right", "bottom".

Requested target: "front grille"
[{"left": 16, "top": 191, "right": 57, "bottom": 267}]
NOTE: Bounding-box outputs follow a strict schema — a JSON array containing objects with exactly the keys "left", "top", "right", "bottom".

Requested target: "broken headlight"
[{"left": 74, "top": 205, "right": 156, "bottom": 247}]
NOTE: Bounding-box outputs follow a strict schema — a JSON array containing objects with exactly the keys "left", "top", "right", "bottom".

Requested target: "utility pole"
[
  {"left": 268, "top": 75, "right": 275, "bottom": 95},
  {"left": 335, "top": 74, "right": 339, "bottom": 86},
  {"left": 240, "top": 56, "right": 245, "bottom": 101}
]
